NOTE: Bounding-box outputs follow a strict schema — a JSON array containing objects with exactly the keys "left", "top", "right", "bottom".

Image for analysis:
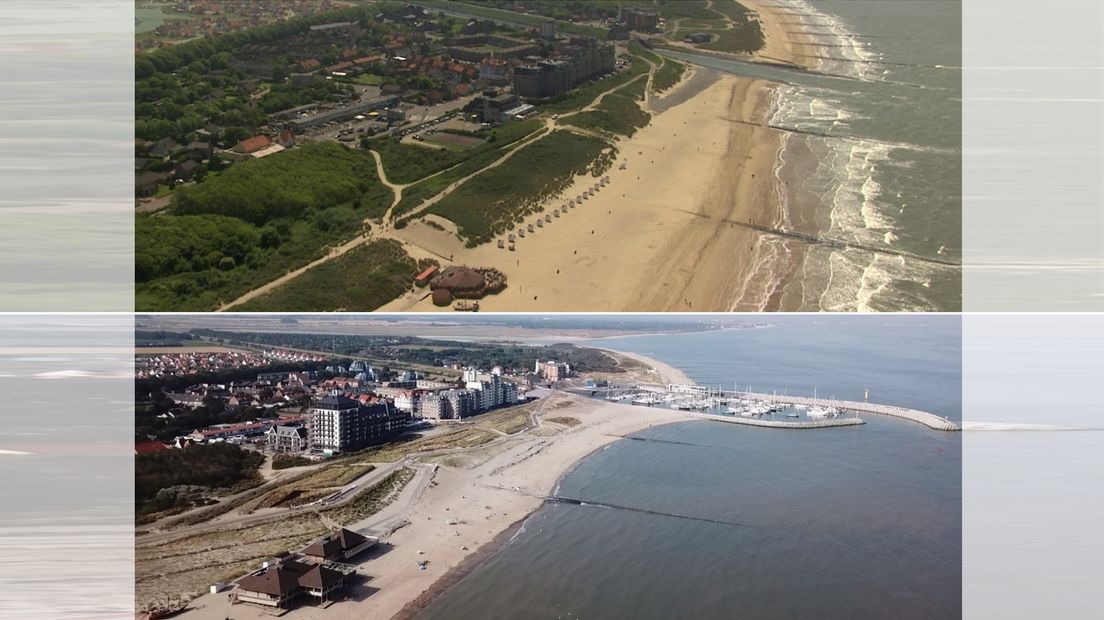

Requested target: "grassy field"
[
  {"left": 561, "top": 81, "right": 650, "bottom": 138},
  {"left": 471, "top": 402, "right": 535, "bottom": 435},
  {"left": 391, "top": 135, "right": 542, "bottom": 222},
  {"left": 678, "top": 18, "right": 728, "bottom": 29},
  {"left": 651, "top": 57, "right": 686, "bottom": 93},
  {"left": 137, "top": 143, "right": 395, "bottom": 311},
  {"left": 345, "top": 73, "right": 384, "bottom": 85},
  {"left": 545, "top": 416, "right": 581, "bottom": 427},
  {"left": 371, "top": 119, "right": 541, "bottom": 186},
  {"left": 232, "top": 239, "right": 423, "bottom": 312},
  {"left": 423, "top": 130, "right": 611, "bottom": 245}
]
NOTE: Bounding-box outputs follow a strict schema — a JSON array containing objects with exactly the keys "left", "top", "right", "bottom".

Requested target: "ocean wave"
[{"left": 783, "top": 0, "right": 883, "bottom": 81}]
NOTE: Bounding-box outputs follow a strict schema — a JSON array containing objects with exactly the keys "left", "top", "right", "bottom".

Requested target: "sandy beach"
[
  {"left": 381, "top": 72, "right": 782, "bottom": 312},
  {"left": 174, "top": 392, "right": 702, "bottom": 620},
  {"left": 739, "top": 0, "right": 819, "bottom": 69},
  {"left": 594, "top": 347, "right": 695, "bottom": 385}
]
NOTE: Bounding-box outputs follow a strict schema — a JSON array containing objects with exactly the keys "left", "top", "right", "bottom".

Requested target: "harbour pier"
[
  {"left": 574, "top": 382, "right": 960, "bottom": 431},
  {"left": 679, "top": 410, "right": 865, "bottom": 429}
]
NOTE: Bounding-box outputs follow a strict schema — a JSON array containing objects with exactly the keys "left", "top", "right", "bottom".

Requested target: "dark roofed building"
[
  {"left": 149, "top": 137, "right": 179, "bottom": 158},
  {"left": 174, "top": 160, "right": 202, "bottom": 182},
  {"left": 297, "top": 564, "right": 345, "bottom": 602},
  {"left": 309, "top": 394, "right": 393, "bottom": 455},
  {"left": 303, "top": 528, "right": 377, "bottom": 562},
  {"left": 234, "top": 557, "right": 347, "bottom": 608},
  {"left": 235, "top": 559, "right": 312, "bottom": 608},
  {"left": 135, "top": 171, "right": 167, "bottom": 197}
]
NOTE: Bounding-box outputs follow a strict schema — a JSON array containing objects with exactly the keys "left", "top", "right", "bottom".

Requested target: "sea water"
[
  {"left": 664, "top": 1, "right": 961, "bottom": 312},
  {"left": 417, "top": 319, "right": 962, "bottom": 619}
]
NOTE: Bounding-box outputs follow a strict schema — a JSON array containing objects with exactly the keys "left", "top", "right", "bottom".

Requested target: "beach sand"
[
  {"left": 593, "top": 347, "right": 695, "bottom": 385},
  {"left": 380, "top": 73, "right": 781, "bottom": 312},
  {"left": 739, "top": 0, "right": 819, "bottom": 69},
  {"left": 174, "top": 393, "right": 701, "bottom": 620}
]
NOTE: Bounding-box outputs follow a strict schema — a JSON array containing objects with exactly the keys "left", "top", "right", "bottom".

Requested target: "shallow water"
[
  {"left": 664, "top": 0, "right": 961, "bottom": 311},
  {"left": 418, "top": 320, "right": 962, "bottom": 619}
]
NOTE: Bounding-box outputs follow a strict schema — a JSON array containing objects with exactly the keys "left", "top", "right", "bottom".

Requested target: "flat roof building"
[{"left": 287, "top": 95, "right": 400, "bottom": 132}]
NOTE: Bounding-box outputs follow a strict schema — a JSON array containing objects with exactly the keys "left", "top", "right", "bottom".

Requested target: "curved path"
[{"left": 217, "top": 57, "right": 663, "bottom": 310}]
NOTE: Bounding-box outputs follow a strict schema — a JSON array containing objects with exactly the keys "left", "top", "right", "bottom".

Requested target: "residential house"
[{"left": 266, "top": 424, "right": 308, "bottom": 453}]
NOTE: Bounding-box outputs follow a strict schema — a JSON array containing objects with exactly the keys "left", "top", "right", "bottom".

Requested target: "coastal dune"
[{"left": 383, "top": 74, "right": 781, "bottom": 312}]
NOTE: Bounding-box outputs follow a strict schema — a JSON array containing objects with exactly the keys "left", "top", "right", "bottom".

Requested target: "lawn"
[{"left": 698, "top": 23, "right": 764, "bottom": 54}]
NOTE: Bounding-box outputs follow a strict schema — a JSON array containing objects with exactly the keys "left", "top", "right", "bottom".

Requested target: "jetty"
[
  {"left": 574, "top": 382, "right": 960, "bottom": 431},
  {"left": 680, "top": 410, "right": 864, "bottom": 429}
]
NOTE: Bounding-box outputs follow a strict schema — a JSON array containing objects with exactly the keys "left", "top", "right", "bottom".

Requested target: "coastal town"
[
  {"left": 134, "top": 333, "right": 597, "bottom": 618},
  {"left": 132, "top": 315, "right": 960, "bottom": 620}
]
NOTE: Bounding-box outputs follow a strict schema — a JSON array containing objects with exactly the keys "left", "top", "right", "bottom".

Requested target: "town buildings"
[
  {"left": 620, "top": 7, "right": 660, "bottom": 32},
  {"left": 536, "top": 360, "right": 571, "bottom": 382},
  {"left": 513, "top": 37, "right": 615, "bottom": 98},
  {"left": 308, "top": 393, "right": 395, "bottom": 456},
  {"left": 266, "top": 424, "right": 308, "bottom": 453}
]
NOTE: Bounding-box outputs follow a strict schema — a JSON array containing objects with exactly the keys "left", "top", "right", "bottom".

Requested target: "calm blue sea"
[{"left": 418, "top": 319, "right": 962, "bottom": 619}]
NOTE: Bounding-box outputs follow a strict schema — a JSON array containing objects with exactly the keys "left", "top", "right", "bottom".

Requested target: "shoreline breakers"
[{"left": 575, "top": 383, "right": 961, "bottom": 431}]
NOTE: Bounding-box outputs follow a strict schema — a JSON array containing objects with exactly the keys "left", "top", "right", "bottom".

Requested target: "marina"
[{"left": 572, "top": 382, "right": 959, "bottom": 431}]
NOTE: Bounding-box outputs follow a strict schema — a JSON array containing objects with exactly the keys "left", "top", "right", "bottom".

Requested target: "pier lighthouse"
[{"left": 864, "top": 388, "right": 869, "bottom": 402}]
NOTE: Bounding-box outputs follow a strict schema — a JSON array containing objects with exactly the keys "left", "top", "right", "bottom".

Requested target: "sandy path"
[{"left": 175, "top": 394, "right": 702, "bottom": 620}]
